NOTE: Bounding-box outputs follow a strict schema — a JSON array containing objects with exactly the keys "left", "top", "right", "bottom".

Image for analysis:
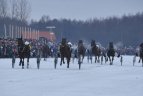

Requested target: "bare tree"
[
  {"left": 0, "top": 0, "right": 8, "bottom": 18},
  {"left": 10, "top": 0, "right": 19, "bottom": 19},
  {"left": 18, "top": 0, "right": 31, "bottom": 21},
  {"left": 9, "top": 0, "right": 31, "bottom": 21}
]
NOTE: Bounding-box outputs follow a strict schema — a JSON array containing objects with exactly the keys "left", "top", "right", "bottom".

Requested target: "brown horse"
[
  {"left": 59, "top": 38, "right": 71, "bottom": 68},
  {"left": 91, "top": 40, "right": 101, "bottom": 63},
  {"left": 17, "top": 38, "right": 30, "bottom": 69},
  {"left": 42, "top": 44, "right": 50, "bottom": 61},
  {"left": 77, "top": 40, "right": 86, "bottom": 63},
  {"left": 107, "top": 42, "right": 115, "bottom": 65},
  {"left": 77, "top": 40, "right": 86, "bottom": 69}
]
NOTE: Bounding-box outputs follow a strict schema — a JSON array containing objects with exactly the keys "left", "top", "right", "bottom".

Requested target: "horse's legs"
[
  {"left": 22, "top": 58, "right": 24, "bottom": 69},
  {"left": 60, "top": 56, "right": 64, "bottom": 66},
  {"left": 106, "top": 56, "right": 108, "bottom": 62},
  {"left": 19, "top": 58, "right": 22, "bottom": 66},
  {"left": 101, "top": 55, "right": 103, "bottom": 64},
  {"left": 111, "top": 56, "right": 114, "bottom": 65},
  {"left": 141, "top": 57, "right": 143, "bottom": 67},
  {"left": 95, "top": 56, "right": 97, "bottom": 63},
  {"left": 60, "top": 57, "right": 63, "bottom": 66},
  {"left": 89, "top": 54, "right": 92, "bottom": 63},
  {"left": 87, "top": 55, "right": 89, "bottom": 63},
  {"left": 97, "top": 56, "right": 100, "bottom": 63},
  {"left": 103, "top": 55, "right": 106, "bottom": 64},
  {"left": 81, "top": 55, "right": 84, "bottom": 63},
  {"left": 67, "top": 57, "right": 70, "bottom": 68},
  {"left": 27, "top": 57, "right": 29, "bottom": 68},
  {"left": 139, "top": 57, "right": 141, "bottom": 63},
  {"left": 104, "top": 54, "right": 107, "bottom": 63},
  {"left": 78, "top": 55, "right": 81, "bottom": 64},
  {"left": 108, "top": 56, "right": 112, "bottom": 65},
  {"left": 43, "top": 53, "right": 47, "bottom": 61},
  {"left": 95, "top": 55, "right": 100, "bottom": 63},
  {"left": 63, "top": 58, "right": 65, "bottom": 64}
]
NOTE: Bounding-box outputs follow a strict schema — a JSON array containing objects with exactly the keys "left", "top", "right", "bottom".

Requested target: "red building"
[{"left": 21, "top": 31, "right": 56, "bottom": 41}]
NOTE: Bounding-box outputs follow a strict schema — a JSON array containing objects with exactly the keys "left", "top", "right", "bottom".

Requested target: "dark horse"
[
  {"left": 91, "top": 40, "right": 101, "bottom": 63},
  {"left": 18, "top": 38, "right": 30, "bottom": 69},
  {"left": 107, "top": 42, "right": 115, "bottom": 65},
  {"left": 77, "top": 40, "right": 86, "bottom": 65},
  {"left": 139, "top": 43, "right": 143, "bottom": 67},
  {"left": 59, "top": 38, "right": 71, "bottom": 68},
  {"left": 42, "top": 44, "right": 50, "bottom": 61}
]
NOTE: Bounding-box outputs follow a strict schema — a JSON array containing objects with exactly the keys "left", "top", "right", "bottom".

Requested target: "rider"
[
  {"left": 24, "top": 41, "right": 31, "bottom": 53},
  {"left": 23, "top": 41, "right": 31, "bottom": 67}
]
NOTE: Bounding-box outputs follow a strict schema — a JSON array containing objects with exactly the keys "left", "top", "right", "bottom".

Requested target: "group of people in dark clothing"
[
  {"left": 0, "top": 38, "right": 58, "bottom": 59},
  {"left": 0, "top": 38, "right": 140, "bottom": 59}
]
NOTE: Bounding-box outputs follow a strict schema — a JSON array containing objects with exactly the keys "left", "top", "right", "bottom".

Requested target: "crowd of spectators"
[
  {"left": 0, "top": 38, "right": 58, "bottom": 58},
  {"left": 0, "top": 38, "right": 139, "bottom": 58}
]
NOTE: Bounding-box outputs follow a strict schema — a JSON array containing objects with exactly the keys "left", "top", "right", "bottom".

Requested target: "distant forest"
[
  {"left": 0, "top": 11, "right": 143, "bottom": 47},
  {"left": 30, "top": 13, "right": 143, "bottom": 47}
]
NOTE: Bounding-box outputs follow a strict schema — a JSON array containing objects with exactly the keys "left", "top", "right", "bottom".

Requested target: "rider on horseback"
[
  {"left": 59, "top": 38, "right": 71, "bottom": 68},
  {"left": 23, "top": 41, "right": 31, "bottom": 57},
  {"left": 18, "top": 38, "right": 31, "bottom": 69},
  {"left": 108, "top": 42, "right": 115, "bottom": 56},
  {"left": 77, "top": 40, "right": 86, "bottom": 64},
  {"left": 91, "top": 40, "right": 101, "bottom": 63},
  {"left": 107, "top": 42, "right": 115, "bottom": 65}
]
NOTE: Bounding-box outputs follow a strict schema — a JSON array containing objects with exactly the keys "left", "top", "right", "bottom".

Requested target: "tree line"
[{"left": 30, "top": 13, "right": 143, "bottom": 47}]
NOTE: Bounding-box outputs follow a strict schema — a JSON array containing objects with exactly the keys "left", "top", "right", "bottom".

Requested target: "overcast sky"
[{"left": 28, "top": 0, "right": 143, "bottom": 21}]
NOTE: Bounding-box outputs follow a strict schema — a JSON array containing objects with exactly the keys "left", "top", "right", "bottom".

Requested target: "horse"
[
  {"left": 91, "top": 40, "right": 101, "bottom": 63},
  {"left": 18, "top": 39, "right": 31, "bottom": 69},
  {"left": 77, "top": 40, "right": 86, "bottom": 65},
  {"left": 42, "top": 44, "right": 50, "bottom": 61},
  {"left": 107, "top": 42, "right": 115, "bottom": 65},
  {"left": 59, "top": 38, "right": 71, "bottom": 68},
  {"left": 138, "top": 43, "right": 143, "bottom": 67}
]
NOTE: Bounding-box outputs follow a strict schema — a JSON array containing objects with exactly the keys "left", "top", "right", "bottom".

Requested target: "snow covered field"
[{"left": 0, "top": 56, "right": 143, "bottom": 96}]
